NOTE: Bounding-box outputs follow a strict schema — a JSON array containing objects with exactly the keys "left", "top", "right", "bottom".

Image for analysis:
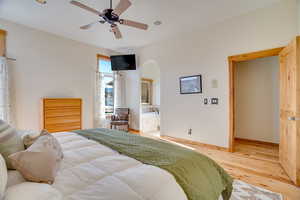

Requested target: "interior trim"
[
  {"left": 235, "top": 137, "right": 279, "bottom": 147},
  {"left": 129, "top": 128, "right": 140, "bottom": 134},
  {"left": 97, "top": 54, "right": 110, "bottom": 61},
  {"left": 0, "top": 29, "right": 6, "bottom": 57},
  {"left": 0, "top": 29, "right": 6, "bottom": 36},
  {"left": 228, "top": 47, "right": 284, "bottom": 152},
  {"left": 161, "top": 135, "right": 229, "bottom": 152}
]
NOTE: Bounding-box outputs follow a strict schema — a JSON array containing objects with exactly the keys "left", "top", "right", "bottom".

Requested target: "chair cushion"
[
  {"left": 0, "top": 120, "right": 25, "bottom": 169},
  {"left": 111, "top": 121, "right": 129, "bottom": 125},
  {"left": 117, "top": 114, "right": 129, "bottom": 120}
]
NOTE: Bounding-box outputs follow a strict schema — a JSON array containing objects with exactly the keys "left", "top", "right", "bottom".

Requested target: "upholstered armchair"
[{"left": 110, "top": 108, "right": 130, "bottom": 131}]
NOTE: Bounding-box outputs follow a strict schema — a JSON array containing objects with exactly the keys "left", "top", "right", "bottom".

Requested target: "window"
[{"left": 98, "top": 55, "right": 114, "bottom": 115}]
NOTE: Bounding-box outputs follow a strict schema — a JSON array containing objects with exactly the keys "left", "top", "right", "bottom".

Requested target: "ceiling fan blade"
[
  {"left": 70, "top": 1, "right": 102, "bottom": 16},
  {"left": 80, "top": 21, "right": 98, "bottom": 30},
  {"left": 111, "top": 25, "right": 122, "bottom": 39},
  {"left": 120, "top": 19, "right": 148, "bottom": 30},
  {"left": 113, "top": 0, "right": 132, "bottom": 16}
]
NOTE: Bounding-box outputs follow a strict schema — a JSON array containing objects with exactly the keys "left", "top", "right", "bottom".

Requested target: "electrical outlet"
[{"left": 188, "top": 129, "right": 192, "bottom": 135}]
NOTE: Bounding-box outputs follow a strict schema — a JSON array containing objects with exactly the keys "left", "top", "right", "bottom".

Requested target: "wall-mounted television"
[{"left": 110, "top": 54, "right": 136, "bottom": 71}]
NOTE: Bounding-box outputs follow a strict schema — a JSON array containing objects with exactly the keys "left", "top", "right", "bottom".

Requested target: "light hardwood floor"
[{"left": 139, "top": 133, "right": 300, "bottom": 200}]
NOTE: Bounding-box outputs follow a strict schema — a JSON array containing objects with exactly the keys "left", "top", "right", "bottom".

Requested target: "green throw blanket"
[{"left": 73, "top": 128, "right": 233, "bottom": 200}]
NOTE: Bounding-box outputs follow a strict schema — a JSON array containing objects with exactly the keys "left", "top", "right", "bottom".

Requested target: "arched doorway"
[{"left": 139, "top": 60, "right": 160, "bottom": 137}]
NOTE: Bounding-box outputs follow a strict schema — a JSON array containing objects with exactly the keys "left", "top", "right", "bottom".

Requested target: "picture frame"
[{"left": 180, "top": 75, "right": 202, "bottom": 94}]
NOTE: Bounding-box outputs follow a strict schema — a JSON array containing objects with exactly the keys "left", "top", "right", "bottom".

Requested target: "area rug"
[{"left": 231, "top": 180, "right": 283, "bottom": 200}]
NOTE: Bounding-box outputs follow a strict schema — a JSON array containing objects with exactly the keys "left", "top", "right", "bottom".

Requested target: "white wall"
[
  {"left": 235, "top": 56, "right": 279, "bottom": 144},
  {"left": 0, "top": 19, "right": 114, "bottom": 131},
  {"left": 137, "top": 0, "right": 298, "bottom": 148},
  {"left": 124, "top": 60, "right": 160, "bottom": 131},
  {"left": 124, "top": 69, "right": 140, "bottom": 130},
  {"left": 141, "top": 61, "right": 160, "bottom": 106}
]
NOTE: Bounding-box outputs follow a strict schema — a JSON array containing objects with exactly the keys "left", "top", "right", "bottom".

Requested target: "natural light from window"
[{"left": 98, "top": 59, "right": 114, "bottom": 115}]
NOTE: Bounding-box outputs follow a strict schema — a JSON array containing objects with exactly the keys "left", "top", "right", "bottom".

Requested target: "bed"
[
  {"left": 141, "top": 112, "right": 160, "bottom": 133},
  {"left": 5, "top": 130, "right": 231, "bottom": 200},
  {"left": 54, "top": 132, "right": 188, "bottom": 200}
]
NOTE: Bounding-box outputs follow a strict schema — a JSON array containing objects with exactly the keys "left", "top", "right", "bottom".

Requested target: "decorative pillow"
[
  {"left": 0, "top": 120, "right": 25, "bottom": 169},
  {"left": 0, "top": 154, "right": 7, "bottom": 200},
  {"left": 23, "top": 129, "right": 49, "bottom": 148},
  {"left": 4, "top": 182, "right": 62, "bottom": 200},
  {"left": 8, "top": 134, "right": 63, "bottom": 184},
  {"left": 7, "top": 170, "right": 26, "bottom": 188}
]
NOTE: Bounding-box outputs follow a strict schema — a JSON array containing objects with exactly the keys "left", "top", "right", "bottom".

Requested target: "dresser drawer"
[
  {"left": 44, "top": 108, "right": 81, "bottom": 117},
  {"left": 44, "top": 99, "right": 81, "bottom": 108},
  {"left": 45, "top": 115, "right": 81, "bottom": 125},
  {"left": 45, "top": 122, "right": 81, "bottom": 133}
]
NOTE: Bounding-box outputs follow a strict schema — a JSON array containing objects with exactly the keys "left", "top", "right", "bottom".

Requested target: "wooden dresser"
[{"left": 42, "top": 98, "right": 82, "bottom": 133}]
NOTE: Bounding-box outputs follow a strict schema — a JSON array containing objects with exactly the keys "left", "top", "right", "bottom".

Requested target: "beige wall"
[
  {"left": 235, "top": 56, "right": 279, "bottom": 144},
  {"left": 138, "top": 0, "right": 298, "bottom": 147},
  {"left": 0, "top": 19, "right": 114, "bottom": 131}
]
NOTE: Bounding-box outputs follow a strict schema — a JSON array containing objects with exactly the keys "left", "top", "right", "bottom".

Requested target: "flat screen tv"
[{"left": 110, "top": 54, "right": 136, "bottom": 71}]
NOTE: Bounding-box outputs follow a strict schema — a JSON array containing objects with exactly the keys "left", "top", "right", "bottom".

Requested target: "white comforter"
[
  {"left": 6, "top": 132, "right": 225, "bottom": 200},
  {"left": 52, "top": 132, "right": 188, "bottom": 200}
]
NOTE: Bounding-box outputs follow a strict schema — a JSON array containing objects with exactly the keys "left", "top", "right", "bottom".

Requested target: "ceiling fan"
[{"left": 70, "top": 0, "right": 149, "bottom": 39}]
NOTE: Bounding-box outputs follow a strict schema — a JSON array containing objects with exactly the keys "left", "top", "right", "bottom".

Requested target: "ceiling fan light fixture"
[
  {"left": 70, "top": 0, "right": 149, "bottom": 39},
  {"left": 154, "top": 20, "right": 162, "bottom": 26},
  {"left": 36, "top": 0, "right": 47, "bottom": 5}
]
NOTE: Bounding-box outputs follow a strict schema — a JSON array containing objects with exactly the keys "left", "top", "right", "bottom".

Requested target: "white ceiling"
[{"left": 0, "top": 0, "right": 280, "bottom": 51}]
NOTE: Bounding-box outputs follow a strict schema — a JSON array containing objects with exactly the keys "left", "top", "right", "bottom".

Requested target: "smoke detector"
[{"left": 36, "top": 0, "right": 47, "bottom": 4}]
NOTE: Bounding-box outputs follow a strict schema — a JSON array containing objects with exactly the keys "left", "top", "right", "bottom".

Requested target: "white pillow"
[
  {"left": 0, "top": 154, "right": 8, "bottom": 200},
  {"left": 4, "top": 182, "right": 62, "bottom": 200},
  {"left": 6, "top": 171, "right": 25, "bottom": 188}
]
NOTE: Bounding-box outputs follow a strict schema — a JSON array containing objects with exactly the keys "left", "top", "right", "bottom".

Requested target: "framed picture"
[{"left": 180, "top": 75, "right": 202, "bottom": 94}]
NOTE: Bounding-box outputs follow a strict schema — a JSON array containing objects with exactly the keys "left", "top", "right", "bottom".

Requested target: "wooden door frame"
[
  {"left": 0, "top": 29, "right": 7, "bottom": 57},
  {"left": 228, "top": 47, "right": 284, "bottom": 152}
]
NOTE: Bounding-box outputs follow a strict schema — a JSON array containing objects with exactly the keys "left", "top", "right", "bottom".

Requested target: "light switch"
[
  {"left": 204, "top": 98, "right": 208, "bottom": 105},
  {"left": 211, "top": 98, "right": 219, "bottom": 105}
]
